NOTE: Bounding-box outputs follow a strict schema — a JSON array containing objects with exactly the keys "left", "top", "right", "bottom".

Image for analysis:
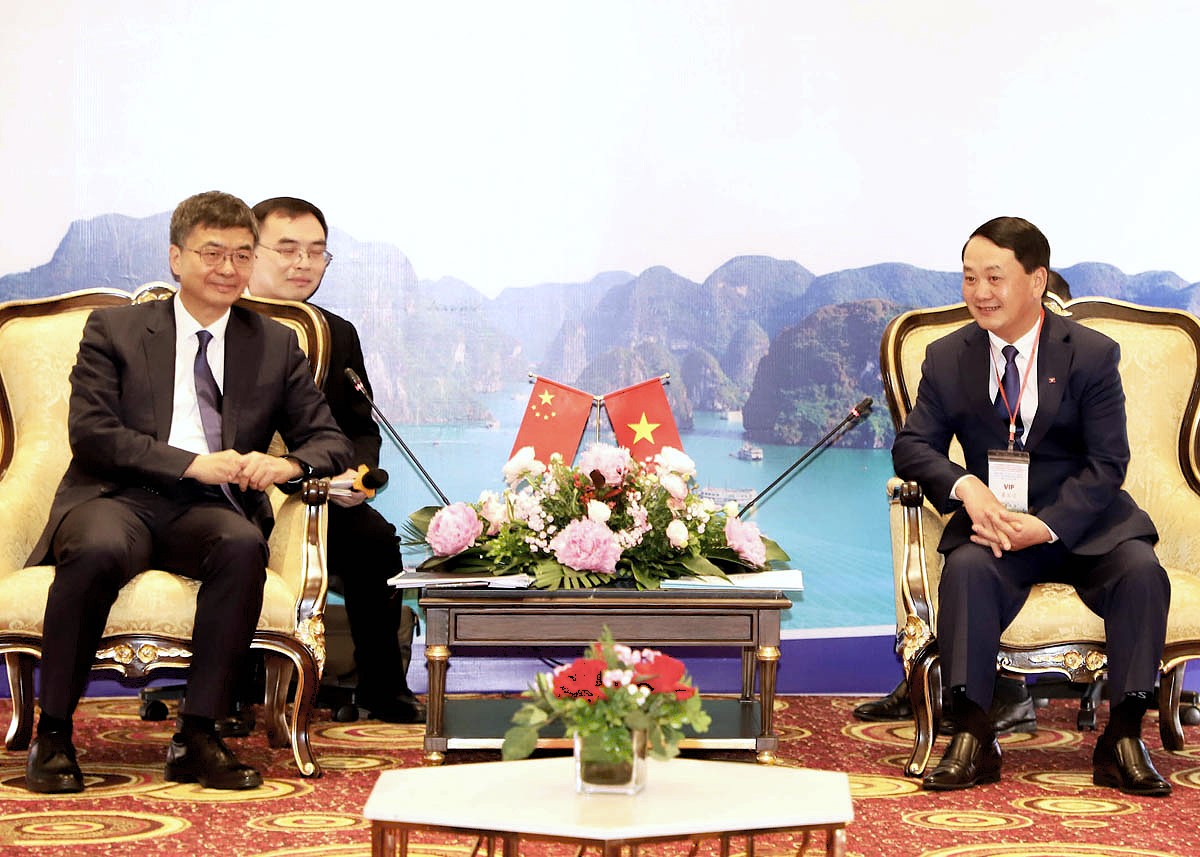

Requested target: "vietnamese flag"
[
  {"left": 603, "top": 377, "right": 683, "bottom": 462},
  {"left": 510, "top": 376, "right": 594, "bottom": 464}
]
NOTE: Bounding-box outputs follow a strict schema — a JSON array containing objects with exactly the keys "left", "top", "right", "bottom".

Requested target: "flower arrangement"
[
  {"left": 500, "top": 627, "right": 710, "bottom": 766},
  {"left": 406, "top": 443, "right": 789, "bottom": 590}
]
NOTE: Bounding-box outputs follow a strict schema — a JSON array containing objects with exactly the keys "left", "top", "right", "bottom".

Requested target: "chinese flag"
[
  {"left": 603, "top": 378, "right": 683, "bottom": 462},
  {"left": 510, "top": 376, "right": 594, "bottom": 463}
]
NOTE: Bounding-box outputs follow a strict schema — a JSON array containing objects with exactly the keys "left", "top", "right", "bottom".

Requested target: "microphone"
[
  {"left": 344, "top": 367, "right": 450, "bottom": 505},
  {"left": 329, "top": 465, "right": 389, "bottom": 499},
  {"left": 737, "top": 397, "right": 873, "bottom": 518}
]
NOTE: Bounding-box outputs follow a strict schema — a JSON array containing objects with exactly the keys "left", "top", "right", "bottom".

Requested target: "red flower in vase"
[
  {"left": 551, "top": 657, "right": 608, "bottom": 703},
  {"left": 632, "top": 651, "right": 696, "bottom": 700}
]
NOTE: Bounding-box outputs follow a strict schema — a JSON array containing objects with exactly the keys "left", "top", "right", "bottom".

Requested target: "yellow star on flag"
[
  {"left": 627, "top": 412, "right": 660, "bottom": 445},
  {"left": 538, "top": 389, "right": 555, "bottom": 406}
]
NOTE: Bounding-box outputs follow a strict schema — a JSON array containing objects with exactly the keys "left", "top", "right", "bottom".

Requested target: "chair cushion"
[
  {"left": 0, "top": 565, "right": 300, "bottom": 638},
  {"left": 996, "top": 566, "right": 1200, "bottom": 648}
]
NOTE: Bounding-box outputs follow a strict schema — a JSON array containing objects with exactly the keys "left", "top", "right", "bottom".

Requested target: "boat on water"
[
  {"left": 698, "top": 486, "right": 756, "bottom": 506},
  {"left": 734, "top": 442, "right": 763, "bottom": 461}
]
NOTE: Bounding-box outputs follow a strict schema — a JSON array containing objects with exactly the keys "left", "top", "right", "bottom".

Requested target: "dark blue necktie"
[
  {"left": 194, "top": 330, "right": 241, "bottom": 511},
  {"left": 994, "top": 344, "right": 1023, "bottom": 447}
]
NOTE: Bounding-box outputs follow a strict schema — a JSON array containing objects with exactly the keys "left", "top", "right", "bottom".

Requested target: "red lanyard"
[{"left": 991, "top": 310, "right": 1043, "bottom": 450}]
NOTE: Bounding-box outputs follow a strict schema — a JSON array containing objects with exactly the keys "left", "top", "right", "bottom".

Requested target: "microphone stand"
[
  {"left": 344, "top": 368, "right": 450, "bottom": 506},
  {"left": 737, "top": 398, "right": 873, "bottom": 518}
]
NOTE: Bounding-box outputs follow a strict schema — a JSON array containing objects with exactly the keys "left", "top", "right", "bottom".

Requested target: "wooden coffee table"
[
  {"left": 364, "top": 758, "right": 853, "bottom": 857},
  {"left": 417, "top": 587, "right": 792, "bottom": 763}
]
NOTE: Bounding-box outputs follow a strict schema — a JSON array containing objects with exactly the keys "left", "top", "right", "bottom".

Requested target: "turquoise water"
[{"left": 370, "top": 385, "right": 895, "bottom": 632}]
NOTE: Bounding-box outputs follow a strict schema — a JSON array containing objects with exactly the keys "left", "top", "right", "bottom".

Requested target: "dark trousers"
[
  {"left": 327, "top": 501, "right": 410, "bottom": 697},
  {"left": 40, "top": 487, "right": 267, "bottom": 721},
  {"left": 937, "top": 538, "right": 1169, "bottom": 711}
]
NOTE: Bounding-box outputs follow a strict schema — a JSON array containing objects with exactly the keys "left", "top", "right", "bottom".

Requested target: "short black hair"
[
  {"left": 251, "top": 197, "right": 328, "bottom": 238},
  {"left": 170, "top": 191, "right": 257, "bottom": 247},
  {"left": 964, "top": 216, "right": 1050, "bottom": 275}
]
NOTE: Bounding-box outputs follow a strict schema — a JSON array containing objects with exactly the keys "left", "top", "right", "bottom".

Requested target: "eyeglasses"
[
  {"left": 187, "top": 246, "right": 255, "bottom": 269},
  {"left": 259, "top": 243, "right": 334, "bottom": 266}
]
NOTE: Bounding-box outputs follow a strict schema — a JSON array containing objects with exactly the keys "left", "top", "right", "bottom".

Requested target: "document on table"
[
  {"left": 659, "top": 568, "right": 804, "bottom": 590},
  {"left": 387, "top": 570, "right": 534, "bottom": 589}
]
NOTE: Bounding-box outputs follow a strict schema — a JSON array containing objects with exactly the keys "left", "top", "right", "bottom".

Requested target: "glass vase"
[{"left": 573, "top": 728, "right": 648, "bottom": 795}]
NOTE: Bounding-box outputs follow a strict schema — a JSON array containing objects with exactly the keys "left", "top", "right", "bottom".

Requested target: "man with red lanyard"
[{"left": 893, "top": 216, "right": 1171, "bottom": 796}]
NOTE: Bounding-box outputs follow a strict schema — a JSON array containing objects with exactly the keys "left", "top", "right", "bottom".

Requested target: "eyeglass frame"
[
  {"left": 258, "top": 243, "right": 334, "bottom": 266},
  {"left": 185, "top": 246, "right": 256, "bottom": 269}
]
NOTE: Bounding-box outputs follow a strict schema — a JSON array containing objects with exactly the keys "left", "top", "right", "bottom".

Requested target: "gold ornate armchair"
[
  {"left": 881, "top": 295, "right": 1200, "bottom": 777},
  {"left": 0, "top": 284, "right": 333, "bottom": 776}
]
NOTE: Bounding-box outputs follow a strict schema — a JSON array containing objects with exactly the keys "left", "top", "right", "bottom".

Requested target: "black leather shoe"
[
  {"left": 853, "top": 679, "right": 912, "bottom": 721},
  {"left": 1092, "top": 735, "right": 1171, "bottom": 797},
  {"left": 25, "top": 733, "right": 84, "bottom": 794},
  {"left": 923, "top": 731, "right": 1002, "bottom": 790},
  {"left": 941, "top": 693, "right": 1038, "bottom": 735},
  {"left": 358, "top": 690, "right": 426, "bottom": 724},
  {"left": 164, "top": 731, "right": 262, "bottom": 790},
  {"left": 214, "top": 701, "right": 256, "bottom": 739}
]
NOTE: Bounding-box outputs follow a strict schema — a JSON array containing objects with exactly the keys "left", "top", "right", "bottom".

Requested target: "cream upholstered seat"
[
  {"left": 881, "top": 294, "right": 1200, "bottom": 777},
  {"left": 0, "top": 284, "right": 334, "bottom": 776}
]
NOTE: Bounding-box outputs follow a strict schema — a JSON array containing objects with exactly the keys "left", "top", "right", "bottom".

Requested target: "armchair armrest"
[{"left": 887, "top": 478, "right": 946, "bottom": 673}]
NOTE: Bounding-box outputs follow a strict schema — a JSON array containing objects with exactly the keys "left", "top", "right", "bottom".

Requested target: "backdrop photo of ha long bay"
[{"left": 5, "top": 212, "right": 1200, "bottom": 688}]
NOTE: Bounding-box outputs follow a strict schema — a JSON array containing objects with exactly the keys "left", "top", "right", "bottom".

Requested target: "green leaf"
[
  {"left": 501, "top": 725, "right": 539, "bottom": 761},
  {"left": 407, "top": 506, "right": 441, "bottom": 535},
  {"left": 762, "top": 536, "right": 791, "bottom": 563},
  {"left": 510, "top": 705, "right": 550, "bottom": 727},
  {"left": 679, "top": 554, "right": 726, "bottom": 578}
]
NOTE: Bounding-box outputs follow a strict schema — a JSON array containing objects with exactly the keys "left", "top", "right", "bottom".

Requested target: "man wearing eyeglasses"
[
  {"left": 23, "top": 191, "right": 352, "bottom": 794},
  {"left": 247, "top": 197, "right": 424, "bottom": 724}
]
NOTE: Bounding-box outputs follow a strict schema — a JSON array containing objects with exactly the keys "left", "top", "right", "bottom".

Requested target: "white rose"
[
  {"left": 655, "top": 446, "right": 696, "bottom": 478},
  {"left": 659, "top": 472, "right": 689, "bottom": 501},
  {"left": 666, "top": 519, "right": 690, "bottom": 549},
  {"left": 502, "top": 446, "right": 545, "bottom": 485},
  {"left": 586, "top": 499, "right": 612, "bottom": 523}
]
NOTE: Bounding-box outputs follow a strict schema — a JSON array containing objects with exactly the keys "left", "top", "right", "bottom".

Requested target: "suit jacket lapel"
[
  {"left": 960, "top": 325, "right": 996, "bottom": 427},
  {"left": 221, "top": 308, "right": 260, "bottom": 446},
  {"left": 1024, "top": 311, "right": 1070, "bottom": 450},
  {"left": 144, "top": 301, "right": 177, "bottom": 441}
]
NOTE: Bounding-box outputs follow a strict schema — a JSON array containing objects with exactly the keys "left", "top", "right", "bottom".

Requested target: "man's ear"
[
  {"left": 1033, "top": 266, "right": 1048, "bottom": 296},
  {"left": 168, "top": 245, "right": 182, "bottom": 282}
]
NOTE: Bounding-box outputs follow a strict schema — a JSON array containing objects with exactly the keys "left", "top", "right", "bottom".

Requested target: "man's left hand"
[
  {"left": 970, "top": 510, "right": 1052, "bottom": 554},
  {"left": 234, "top": 452, "right": 303, "bottom": 491},
  {"left": 329, "top": 467, "right": 368, "bottom": 508}
]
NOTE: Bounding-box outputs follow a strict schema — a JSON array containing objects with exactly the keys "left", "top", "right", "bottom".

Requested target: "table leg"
[
  {"left": 424, "top": 644, "right": 450, "bottom": 764},
  {"left": 501, "top": 833, "right": 520, "bottom": 857},
  {"left": 826, "top": 827, "right": 846, "bottom": 857},
  {"left": 756, "top": 644, "right": 780, "bottom": 764},
  {"left": 740, "top": 647, "right": 755, "bottom": 700}
]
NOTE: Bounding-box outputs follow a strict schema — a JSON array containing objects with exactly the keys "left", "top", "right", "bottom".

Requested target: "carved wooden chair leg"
[{"left": 4, "top": 651, "right": 35, "bottom": 751}]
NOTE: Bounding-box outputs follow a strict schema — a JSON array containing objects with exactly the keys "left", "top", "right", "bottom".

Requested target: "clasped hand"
[
  {"left": 958, "top": 475, "right": 1051, "bottom": 557},
  {"left": 183, "top": 450, "right": 303, "bottom": 492}
]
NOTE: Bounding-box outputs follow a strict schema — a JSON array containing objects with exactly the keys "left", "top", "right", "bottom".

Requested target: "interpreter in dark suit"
[
  {"left": 892, "top": 216, "right": 1171, "bottom": 796},
  {"left": 247, "top": 197, "right": 423, "bottom": 723},
  {"left": 24, "top": 191, "right": 353, "bottom": 794}
]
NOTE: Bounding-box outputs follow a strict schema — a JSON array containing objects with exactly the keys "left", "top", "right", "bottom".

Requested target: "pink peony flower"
[
  {"left": 666, "top": 519, "right": 690, "bottom": 549},
  {"left": 426, "top": 502, "right": 484, "bottom": 556},
  {"left": 724, "top": 516, "right": 767, "bottom": 566},
  {"left": 579, "top": 443, "right": 632, "bottom": 487},
  {"left": 549, "top": 518, "right": 622, "bottom": 574}
]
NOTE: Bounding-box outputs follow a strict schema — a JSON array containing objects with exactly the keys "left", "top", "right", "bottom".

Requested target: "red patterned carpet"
[{"left": 1, "top": 695, "right": 1198, "bottom": 857}]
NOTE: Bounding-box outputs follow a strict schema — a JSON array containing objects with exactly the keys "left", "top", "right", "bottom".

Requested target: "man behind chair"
[
  {"left": 892, "top": 216, "right": 1171, "bottom": 796},
  {"left": 24, "top": 191, "right": 352, "bottom": 793},
  {"left": 247, "top": 196, "right": 423, "bottom": 723}
]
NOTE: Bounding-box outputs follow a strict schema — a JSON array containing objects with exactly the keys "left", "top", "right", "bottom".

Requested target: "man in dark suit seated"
[
  {"left": 892, "top": 216, "right": 1171, "bottom": 797},
  {"left": 24, "top": 191, "right": 353, "bottom": 793},
  {"left": 247, "top": 196, "right": 424, "bottom": 724}
]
